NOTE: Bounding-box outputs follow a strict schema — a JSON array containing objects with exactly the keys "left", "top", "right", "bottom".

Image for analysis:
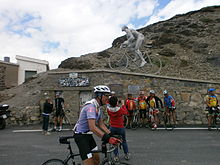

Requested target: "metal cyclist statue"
[{"left": 120, "top": 25, "right": 146, "bottom": 67}]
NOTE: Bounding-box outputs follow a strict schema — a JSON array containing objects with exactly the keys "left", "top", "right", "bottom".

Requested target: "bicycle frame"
[{"left": 42, "top": 136, "right": 129, "bottom": 165}]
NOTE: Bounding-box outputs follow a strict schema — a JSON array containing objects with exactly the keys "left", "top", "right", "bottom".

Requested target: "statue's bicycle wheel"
[
  {"left": 109, "top": 51, "right": 128, "bottom": 70},
  {"left": 140, "top": 53, "right": 162, "bottom": 74}
]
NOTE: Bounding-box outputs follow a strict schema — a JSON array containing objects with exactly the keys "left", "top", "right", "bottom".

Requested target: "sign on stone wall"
[
  {"left": 128, "top": 85, "right": 140, "bottom": 95},
  {"left": 59, "top": 77, "right": 89, "bottom": 87}
]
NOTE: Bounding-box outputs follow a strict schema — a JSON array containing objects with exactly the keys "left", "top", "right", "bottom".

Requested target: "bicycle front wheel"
[
  {"left": 123, "top": 115, "right": 128, "bottom": 128},
  {"left": 42, "top": 159, "right": 65, "bottom": 165},
  {"left": 109, "top": 51, "right": 128, "bottom": 70}
]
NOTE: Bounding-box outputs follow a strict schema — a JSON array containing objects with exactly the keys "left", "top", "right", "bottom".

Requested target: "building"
[
  {"left": 16, "top": 55, "right": 49, "bottom": 85},
  {"left": 0, "top": 57, "right": 19, "bottom": 90}
]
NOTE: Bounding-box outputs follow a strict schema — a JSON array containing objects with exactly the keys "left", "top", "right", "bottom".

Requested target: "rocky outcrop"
[{"left": 59, "top": 5, "right": 220, "bottom": 81}]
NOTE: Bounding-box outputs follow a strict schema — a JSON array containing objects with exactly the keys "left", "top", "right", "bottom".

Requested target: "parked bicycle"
[
  {"left": 205, "top": 106, "right": 220, "bottom": 130},
  {"left": 49, "top": 110, "right": 72, "bottom": 132},
  {"left": 163, "top": 107, "right": 176, "bottom": 131},
  {"left": 42, "top": 136, "right": 130, "bottom": 165},
  {"left": 130, "top": 109, "right": 140, "bottom": 130},
  {"left": 108, "top": 45, "right": 162, "bottom": 74}
]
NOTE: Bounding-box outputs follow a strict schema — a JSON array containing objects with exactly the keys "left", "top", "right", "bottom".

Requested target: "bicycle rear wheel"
[
  {"left": 42, "top": 159, "right": 65, "bottom": 165},
  {"left": 63, "top": 115, "right": 72, "bottom": 128},
  {"left": 109, "top": 51, "right": 128, "bottom": 70}
]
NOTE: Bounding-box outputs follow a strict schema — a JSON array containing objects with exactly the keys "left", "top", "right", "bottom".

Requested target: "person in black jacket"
[
  {"left": 42, "top": 97, "right": 53, "bottom": 135},
  {"left": 146, "top": 90, "right": 163, "bottom": 128}
]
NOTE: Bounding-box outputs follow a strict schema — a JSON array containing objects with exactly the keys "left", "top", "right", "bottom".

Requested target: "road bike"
[
  {"left": 163, "top": 107, "right": 176, "bottom": 131},
  {"left": 108, "top": 45, "right": 162, "bottom": 74},
  {"left": 49, "top": 110, "right": 72, "bottom": 132},
  {"left": 42, "top": 136, "right": 130, "bottom": 165},
  {"left": 130, "top": 109, "right": 140, "bottom": 130},
  {"left": 206, "top": 106, "right": 220, "bottom": 130}
]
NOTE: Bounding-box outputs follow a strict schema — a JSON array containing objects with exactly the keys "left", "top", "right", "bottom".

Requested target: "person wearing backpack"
[{"left": 125, "top": 94, "right": 136, "bottom": 128}]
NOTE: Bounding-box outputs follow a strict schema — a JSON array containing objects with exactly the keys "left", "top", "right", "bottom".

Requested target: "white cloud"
[
  {"left": 146, "top": 0, "right": 220, "bottom": 25},
  {"left": 0, "top": 0, "right": 219, "bottom": 69}
]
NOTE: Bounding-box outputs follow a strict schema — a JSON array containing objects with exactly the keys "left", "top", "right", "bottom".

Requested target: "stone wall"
[
  {"left": 0, "top": 66, "right": 6, "bottom": 90},
  {"left": 6, "top": 70, "right": 220, "bottom": 126}
]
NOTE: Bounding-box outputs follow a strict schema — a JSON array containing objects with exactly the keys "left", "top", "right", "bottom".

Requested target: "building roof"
[
  {"left": 0, "top": 60, "right": 19, "bottom": 66},
  {"left": 16, "top": 55, "right": 49, "bottom": 65}
]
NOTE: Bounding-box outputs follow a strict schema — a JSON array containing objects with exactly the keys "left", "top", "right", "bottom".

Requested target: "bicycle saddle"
[{"left": 59, "top": 136, "right": 74, "bottom": 144}]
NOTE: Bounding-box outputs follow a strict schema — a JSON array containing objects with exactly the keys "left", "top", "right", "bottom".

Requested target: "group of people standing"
[
  {"left": 42, "top": 92, "right": 65, "bottom": 135},
  {"left": 125, "top": 90, "right": 176, "bottom": 129}
]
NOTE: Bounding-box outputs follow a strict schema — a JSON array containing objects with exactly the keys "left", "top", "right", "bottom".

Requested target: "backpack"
[{"left": 126, "top": 99, "right": 135, "bottom": 111}]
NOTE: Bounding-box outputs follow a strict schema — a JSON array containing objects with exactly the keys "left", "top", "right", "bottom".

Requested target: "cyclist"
[
  {"left": 146, "top": 90, "right": 163, "bottom": 129},
  {"left": 107, "top": 96, "right": 130, "bottom": 161},
  {"left": 163, "top": 90, "right": 176, "bottom": 126},
  {"left": 125, "top": 93, "right": 136, "bottom": 128},
  {"left": 73, "top": 85, "right": 121, "bottom": 165},
  {"left": 120, "top": 25, "right": 146, "bottom": 67},
  {"left": 204, "top": 88, "right": 219, "bottom": 130},
  {"left": 53, "top": 92, "right": 65, "bottom": 132},
  {"left": 137, "top": 91, "right": 148, "bottom": 127}
]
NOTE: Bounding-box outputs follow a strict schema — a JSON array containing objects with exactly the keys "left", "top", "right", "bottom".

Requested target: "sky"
[{"left": 0, "top": 0, "right": 220, "bottom": 69}]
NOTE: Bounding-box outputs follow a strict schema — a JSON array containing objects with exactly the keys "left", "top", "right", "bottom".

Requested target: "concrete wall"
[
  {"left": 16, "top": 55, "right": 49, "bottom": 85},
  {"left": 0, "top": 61, "right": 19, "bottom": 90}
]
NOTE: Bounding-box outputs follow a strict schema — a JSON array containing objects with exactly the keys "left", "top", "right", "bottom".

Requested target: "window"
[{"left": 25, "top": 70, "right": 37, "bottom": 82}]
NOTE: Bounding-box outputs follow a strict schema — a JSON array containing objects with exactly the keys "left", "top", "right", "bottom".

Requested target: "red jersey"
[
  {"left": 125, "top": 98, "right": 136, "bottom": 111},
  {"left": 107, "top": 105, "right": 128, "bottom": 128}
]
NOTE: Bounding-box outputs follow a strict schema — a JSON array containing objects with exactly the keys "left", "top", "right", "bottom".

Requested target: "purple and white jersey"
[{"left": 74, "top": 99, "right": 102, "bottom": 133}]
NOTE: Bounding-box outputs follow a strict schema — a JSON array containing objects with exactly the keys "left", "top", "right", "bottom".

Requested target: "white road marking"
[
  {"left": 157, "top": 127, "right": 218, "bottom": 130},
  {"left": 12, "top": 127, "right": 218, "bottom": 133},
  {"left": 13, "top": 128, "right": 71, "bottom": 133}
]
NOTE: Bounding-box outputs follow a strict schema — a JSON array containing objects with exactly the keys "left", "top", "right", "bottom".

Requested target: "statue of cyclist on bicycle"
[{"left": 120, "top": 25, "right": 146, "bottom": 67}]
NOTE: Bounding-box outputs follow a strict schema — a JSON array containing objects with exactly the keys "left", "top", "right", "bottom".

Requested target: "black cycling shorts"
[
  {"left": 207, "top": 107, "right": 219, "bottom": 116},
  {"left": 74, "top": 134, "right": 97, "bottom": 160},
  {"left": 139, "top": 109, "right": 147, "bottom": 119},
  {"left": 55, "top": 109, "right": 64, "bottom": 117}
]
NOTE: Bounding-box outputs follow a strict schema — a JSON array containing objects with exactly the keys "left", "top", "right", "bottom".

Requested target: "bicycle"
[
  {"left": 206, "top": 106, "right": 220, "bottom": 130},
  {"left": 49, "top": 110, "right": 72, "bottom": 132},
  {"left": 42, "top": 136, "right": 130, "bottom": 165},
  {"left": 130, "top": 109, "right": 140, "bottom": 130},
  {"left": 108, "top": 45, "right": 162, "bottom": 74},
  {"left": 163, "top": 107, "right": 176, "bottom": 131},
  {"left": 147, "top": 108, "right": 159, "bottom": 131}
]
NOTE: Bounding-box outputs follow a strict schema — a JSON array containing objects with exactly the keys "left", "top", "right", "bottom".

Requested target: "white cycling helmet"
[
  {"left": 149, "top": 90, "right": 155, "bottom": 94},
  {"left": 94, "top": 85, "right": 111, "bottom": 93},
  {"left": 121, "top": 25, "right": 128, "bottom": 31},
  {"left": 163, "top": 90, "right": 168, "bottom": 95}
]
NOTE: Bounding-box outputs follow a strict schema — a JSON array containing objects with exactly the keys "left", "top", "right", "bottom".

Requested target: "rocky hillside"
[{"left": 59, "top": 5, "right": 220, "bottom": 81}]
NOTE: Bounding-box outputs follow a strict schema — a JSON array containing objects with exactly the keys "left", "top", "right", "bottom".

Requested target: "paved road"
[{"left": 0, "top": 125, "right": 219, "bottom": 165}]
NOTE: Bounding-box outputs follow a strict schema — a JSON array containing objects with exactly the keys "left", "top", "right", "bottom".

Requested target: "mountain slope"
[{"left": 59, "top": 5, "right": 220, "bottom": 81}]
